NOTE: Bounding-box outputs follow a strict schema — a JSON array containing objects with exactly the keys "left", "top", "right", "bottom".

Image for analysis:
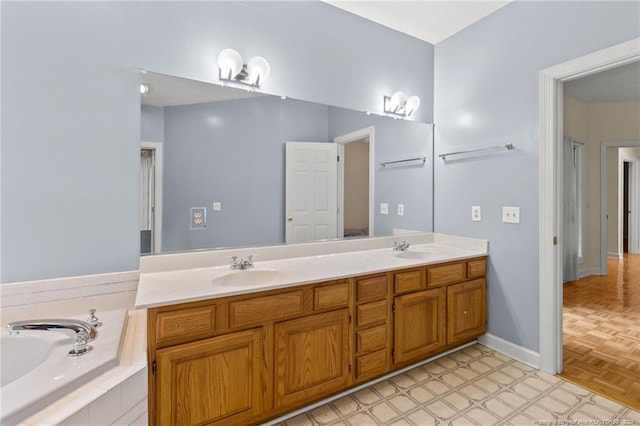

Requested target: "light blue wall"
[
  {"left": 1, "top": 1, "right": 434, "bottom": 282},
  {"left": 433, "top": 1, "right": 640, "bottom": 352},
  {"left": 141, "top": 105, "right": 165, "bottom": 143}
]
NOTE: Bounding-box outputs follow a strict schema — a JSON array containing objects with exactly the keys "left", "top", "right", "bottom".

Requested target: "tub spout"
[{"left": 6, "top": 319, "right": 97, "bottom": 341}]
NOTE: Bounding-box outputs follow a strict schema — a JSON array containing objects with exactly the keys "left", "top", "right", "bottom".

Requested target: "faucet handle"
[{"left": 87, "top": 308, "right": 102, "bottom": 328}]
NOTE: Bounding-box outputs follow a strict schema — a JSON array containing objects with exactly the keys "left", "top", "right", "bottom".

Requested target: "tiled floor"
[
  {"left": 276, "top": 345, "right": 640, "bottom": 425},
  {"left": 562, "top": 253, "right": 640, "bottom": 410}
]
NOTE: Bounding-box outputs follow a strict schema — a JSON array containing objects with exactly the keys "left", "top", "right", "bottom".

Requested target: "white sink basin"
[
  {"left": 394, "top": 249, "right": 438, "bottom": 260},
  {"left": 212, "top": 269, "right": 289, "bottom": 287}
]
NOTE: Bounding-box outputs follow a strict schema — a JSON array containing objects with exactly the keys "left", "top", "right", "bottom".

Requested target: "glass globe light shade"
[
  {"left": 247, "top": 56, "right": 270, "bottom": 86},
  {"left": 217, "top": 49, "right": 243, "bottom": 80},
  {"left": 404, "top": 95, "right": 421, "bottom": 116}
]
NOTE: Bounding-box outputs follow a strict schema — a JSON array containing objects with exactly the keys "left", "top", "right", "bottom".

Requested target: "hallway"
[{"left": 561, "top": 254, "right": 640, "bottom": 410}]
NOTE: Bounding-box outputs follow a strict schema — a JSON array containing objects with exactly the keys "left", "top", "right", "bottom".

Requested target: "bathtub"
[{"left": 0, "top": 309, "right": 128, "bottom": 425}]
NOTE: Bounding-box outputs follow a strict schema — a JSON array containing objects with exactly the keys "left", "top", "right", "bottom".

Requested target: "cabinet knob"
[
  {"left": 287, "top": 217, "right": 293, "bottom": 221},
  {"left": 463, "top": 310, "right": 468, "bottom": 315}
]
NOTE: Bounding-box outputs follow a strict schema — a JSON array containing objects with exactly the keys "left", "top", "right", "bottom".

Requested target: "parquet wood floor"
[{"left": 560, "top": 253, "right": 640, "bottom": 410}]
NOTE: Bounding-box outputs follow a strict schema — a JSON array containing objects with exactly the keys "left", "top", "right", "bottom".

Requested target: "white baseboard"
[
  {"left": 478, "top": 333, "right": 540, "bottom": 369},
  {"left": 607, "top": 252, "right": 623, "bottom": 259},
  {"left": 577, "top": 268, "right": 601, "bottom": 279}
]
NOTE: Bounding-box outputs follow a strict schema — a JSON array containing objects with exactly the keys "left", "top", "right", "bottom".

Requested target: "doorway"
[
  {"left": 540, "top": 37, "right": 640, "bottom": 408},
  {"left": 140, "top": 142, "right": 163, "bottom": 254},
  {"left": 335, "top": 126, "right": 375, "bottom": 239}
]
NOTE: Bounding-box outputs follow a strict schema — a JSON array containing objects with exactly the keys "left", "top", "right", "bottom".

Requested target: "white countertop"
[{"left": 135, "top": 234, "right": 488, "bottom": 309}]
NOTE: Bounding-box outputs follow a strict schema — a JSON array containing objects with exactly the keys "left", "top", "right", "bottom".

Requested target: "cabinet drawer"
[
  {"left": 314, "top": 281, "right": 350, "bottom": 311},
  {"left": 427, "top": 262, "right": 465, "bottom": 286},
  {"left": 156, "top": 306, "right": 216, "bottom": 346},
  {"left": 394, "top": 269, "right": 424, "bottom": 294},
  {"left": 229, "top": 290, "right": 304, "bottom": 328},
  {"left": 467, "top": 259, "right": 487, "bottom": 278},
  {"left": 356, "top": 299, "right": 388, "bottom": 327},
  {"left": 356, "top": 324, "right": 387, "bottom": 353},
  {"left": 356, "top": 349, "right": 387, "bottom": 379},
  {"left": 356, "top": 275, "right": 388, "bottom": 303}
]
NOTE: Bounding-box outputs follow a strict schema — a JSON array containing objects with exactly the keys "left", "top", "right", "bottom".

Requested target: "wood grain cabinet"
[
  {"left": 274, "top": 309, "right": 351, "bottom": 408},
  {"left": 155, "top": 328, "right": 263, "bottom": 426},
  {"left": 147, "top": 257, "right": 486, "bottom": 425}
]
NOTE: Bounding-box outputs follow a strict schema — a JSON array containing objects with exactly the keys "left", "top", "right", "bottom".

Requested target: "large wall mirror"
[{"left": 140, "top": 71, "right": 434, "bottom": 255}]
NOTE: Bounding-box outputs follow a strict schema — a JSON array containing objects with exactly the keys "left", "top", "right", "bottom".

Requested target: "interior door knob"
[{"left": 287, "top": 217, "right": 293, "bottom": 221}]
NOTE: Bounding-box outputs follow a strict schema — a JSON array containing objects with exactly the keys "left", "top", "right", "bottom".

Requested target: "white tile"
[
  {"left": 58, "top": 407, "right": 89, "bottom": 426},
  {"left": 345, "top": 412, "right": 378, "bottom": 425},
  {"left": 580, "top": 402, "right": 617, "bottom": 419},
  {"left": 36, "top": 300, "right": 69, "bottom": 317},
  {"left": 0, "top": 292, "right": 27, "bottom": 308},
  {"left": 464, "top": 408, "right": 499, "bottom": 425},
  {"left": 309, "top": 405, "right": 340, "bottom": 424},
  {"left": 484, "top": 397, "right": 515, "bottom": 418},
  {"left": 121, "top": 370, "right": 147, "bottom": 414},
  {"left": 118, "top": 291, "right": 137, "bottom": 310},
  {"left": 425, "top": 400, "right": 457, "bottom": 420},
  {"left": 370, "top": 401, "right": 399, "bottom": 423},
  {"left": 406, "top": 408, "right": 438, "bottom": 425},
  {"left": 1, "top": 304, "right": 38, "bottom": 324},
  {"left": 332, "top": 395, "right": 359, "bottom": 417},
  {"left": 443, "top": 392, "right": 472, "bottom": 410},
  {"left": 92, "top": 294, "right": 119, "bottom": 311},
  {"left": 88, "top": 385, "right": 122, "bottom": 425},
  {"left": 353, "top": 387, "right": 381, "bottom": 404},
  {"left": 422, "top": 379, "right": 451, "bottom": 395},
  {"left": 496, "top": 391, "right": 528, "bottom": 409},
  {"left": 390, "top": 373, "right": 417, "bottom": 389},
  {"left": 408, "top": 385, "right": 435, "bottom": 403},
  {"left": 29, "top": 288, "right": 79, "bottom": 304},
  {"left": 389, "top": 395, "right": 419, "bottom": 414}
]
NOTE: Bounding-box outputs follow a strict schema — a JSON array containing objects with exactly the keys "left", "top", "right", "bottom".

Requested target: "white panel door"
[{"left": 285, "top": 142, "right": 338, "bottom": 243}]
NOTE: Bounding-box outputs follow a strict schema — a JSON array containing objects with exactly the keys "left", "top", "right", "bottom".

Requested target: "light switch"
[
  {"left": 190, "top": 207, "right": 206, "bottom": 229},
  {"left": 397, "top": 204, "right": 405, "bottom": 216},
  {"left": 380, "top": 203, "right": 388, "bottom": 215},
  {"left": 502, "top": 206, "right": 520, "bottom": 224},
  {"left": 213, "top": 202, "right": 221, "bottom": 211},
  {"left": 472, "top": 206, "right": 481, "bottom": 222}
]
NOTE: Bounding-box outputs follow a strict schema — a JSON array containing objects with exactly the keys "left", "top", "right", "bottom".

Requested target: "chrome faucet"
[
  {"left": 6, "top": 318, "right": 97, "bottom": 356},
  {"left": 230, "top": 255, "right": 254, "bottom": 270},
  {"left": 393, "top": 240, "right": 410, "bottom": 252}
]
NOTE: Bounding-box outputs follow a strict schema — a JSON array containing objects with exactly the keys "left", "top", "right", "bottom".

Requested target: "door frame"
[
  {"left": 334, "top": 126, "right": 375, "bottom": 238},
  {"left": 141, "top": 141, "right": 163, "bottom": 253},
  {"left": 620, "top": 153, "right": 640, "bottom": 254},
  {"left": 538, "top": 37, "right": 640, "bottom": 374}
]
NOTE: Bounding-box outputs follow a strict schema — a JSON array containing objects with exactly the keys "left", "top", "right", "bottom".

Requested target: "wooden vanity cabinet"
[{"left": 146, "top": 256, "right": 487, "bottom": 426}]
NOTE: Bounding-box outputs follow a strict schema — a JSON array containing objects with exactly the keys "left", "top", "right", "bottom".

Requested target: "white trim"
[
  {"left": 626, "top": 157, "right": 640, "bottom": 253},
  {"left": 141, "top": 141, "right": 164, "bottom": 253},
  {"left": 334, "top": 126, "right": 375, "bottom": 238},
  {"left": 477, "top": 333, "right": 540, "bottom": 369},
  {"left": 600, "top": 141, "right": 640, "bottom": 272},
  {"left": 539, "top": 38, "right": 640, "bottom": 375}
]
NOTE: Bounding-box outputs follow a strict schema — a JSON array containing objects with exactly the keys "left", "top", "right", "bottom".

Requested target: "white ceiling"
[
  {"left": 564, "top": 61, "right": 640, "bottom": 104},
  {"left": 324, "top": 0, "right": 512, "bottom": 44}
]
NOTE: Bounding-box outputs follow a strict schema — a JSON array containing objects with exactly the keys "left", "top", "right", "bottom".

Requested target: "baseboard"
[
  {"left": 477, "top": 333, "right": 540, "bottom": 369},
  {"left": 607, "top": 252, "right": 623, "bottom": 259},
  {"left": 577, "top": 268, "right": 601, "bottom": 279}
]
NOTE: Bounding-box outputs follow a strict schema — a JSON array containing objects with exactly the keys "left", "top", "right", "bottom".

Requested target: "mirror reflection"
[{"left": 140, "top": 72, "right": 433, "bottom": 255}]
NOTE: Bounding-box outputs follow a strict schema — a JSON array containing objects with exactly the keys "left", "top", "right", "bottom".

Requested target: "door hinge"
[
  {"left": 391, "top": 349, "right": 395, "bottom": 362},
  {"left": 348, "top": 314, "right": 352, "bottom": 324},
  {"left": 392, "top": 303, "right": 396, "bottom": 313},
  {"left": 348, "top": 364, "right": 352, "bottom": 373},
  {"left": 553, "top": 236, "right": 558, "bottom": 246},
  {"left": 337, "top": 155, "right": 340, "bottom": 162},
  {"left": 152, "top": 360, "right": 157, "bottom": 375}
]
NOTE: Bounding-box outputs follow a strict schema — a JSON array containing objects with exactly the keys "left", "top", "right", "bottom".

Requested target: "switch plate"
[
  {"left": 190, "top": 207, "right": 206, "bottom": 229},
  {"left": 397, "top": 204, "right": 405, "bottom": 216},
  {"left": 212, "top": 202, "right": 221, "bottom": 211},
  {"left": 380, "top": 203, "right": 388, "bottom": 215},
  {"left": 472, "top": 206, "right": 481, "bottom": 221},
  {"left": 502, "top": 206, "right": 520, "bottom": 224}
]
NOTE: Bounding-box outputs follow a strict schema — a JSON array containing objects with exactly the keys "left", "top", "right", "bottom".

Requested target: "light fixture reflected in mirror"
[
  {"left": 217, "top": 48, "right": 271, "bottom": 88},
  {"left": 383, "top": 91, "right": 420, "bottom": 118},
  {"left": 140, "top": 83, "right": 150, "bottom": 96}
]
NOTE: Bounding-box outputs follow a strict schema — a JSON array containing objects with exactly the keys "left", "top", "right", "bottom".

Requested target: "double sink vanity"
[{"left": 135, "top": 233, "right": 488, "bottom": 425}]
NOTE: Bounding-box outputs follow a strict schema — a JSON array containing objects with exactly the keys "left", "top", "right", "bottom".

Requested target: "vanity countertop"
[{"left": 135, "top": 234, "right": 488, "bottom": 309}]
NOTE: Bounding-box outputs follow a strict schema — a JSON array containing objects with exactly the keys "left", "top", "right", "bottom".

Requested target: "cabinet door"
[
  {"left": 393, "top": 288, "right": 446, "bottom": 364},
  {"left": 156, "top": 328, "right": 262, "bottom": 426},
  {"left": 274, "top": 309, "right": 351, "bottom": 409},
  {"left": 447, "top": 279, "right": 486, "bottom": 345}
]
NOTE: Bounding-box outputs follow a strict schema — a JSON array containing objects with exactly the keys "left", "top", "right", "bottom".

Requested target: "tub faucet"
[
  {"left": 6, "top": 318, "right": 97, "bottom": 340},
  {"left": 230, "top": 255, "right": 254, "bottom": 270},
  {"left": 393, "top": 240, "right": 410, "bottom": 252}
]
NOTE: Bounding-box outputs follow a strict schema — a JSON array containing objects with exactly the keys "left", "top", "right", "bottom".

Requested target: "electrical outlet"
[
  {"left": 397, "top": 204, "right": 405, "bottom": 216},
  {"left": 472, "top": 206, "right": 481, "bottom": 221},
  {"left": 190, "top": 207, "right": 206, "bottom": 229},
  {"left": 212, "top": 202, "right": 221, "bottom": 211},
  {"left": 502, "top": 206, "right": 520, "bottom": 224},
  {"left": 380, "top": 203, "right": 388, "bottom": 215}
]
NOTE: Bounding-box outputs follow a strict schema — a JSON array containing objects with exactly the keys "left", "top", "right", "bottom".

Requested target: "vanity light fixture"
[
  {"left": 217, "top": 48, "right": 271, "bottom": 88},
  {"left": 140, "top": 83, "right": 150, "bottom": 95},
  {"left": 383, "top": 91, "right": 420, "bottom": 118}
]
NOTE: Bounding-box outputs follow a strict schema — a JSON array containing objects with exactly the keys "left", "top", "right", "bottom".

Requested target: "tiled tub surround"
[
  {"left": 0, "top": 271, "right": 145, "bottom": 425},
  {"left": 14, "top": 309, "right": 147, "bottom": 426},
  {"left": 136, "top": 232, "right": 488, "bottom": 308}
]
